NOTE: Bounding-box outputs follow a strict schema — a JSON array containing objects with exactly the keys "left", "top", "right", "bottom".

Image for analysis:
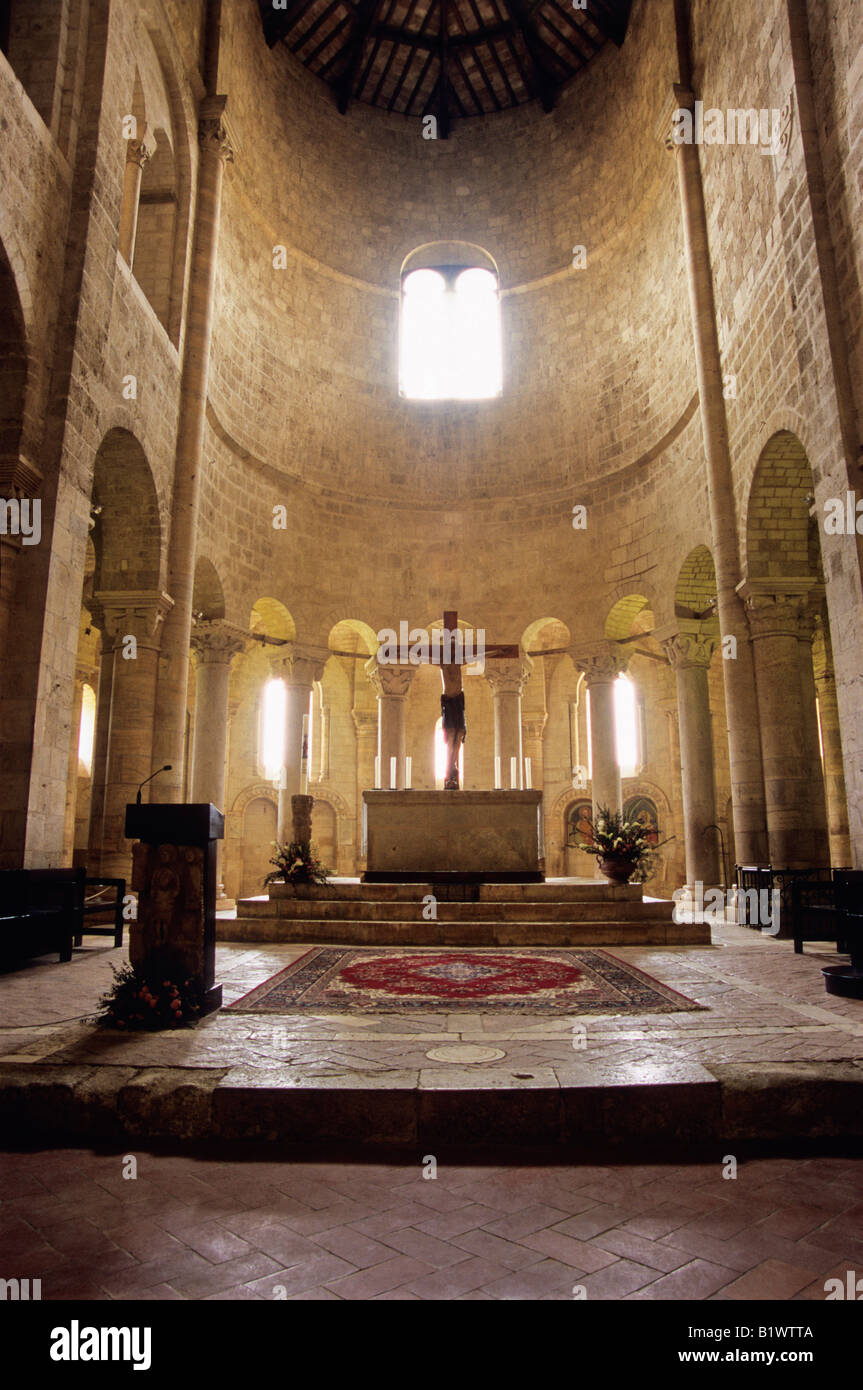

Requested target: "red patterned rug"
[{"left": 227, "top": 948, "right": 704, "bottom": 1016}]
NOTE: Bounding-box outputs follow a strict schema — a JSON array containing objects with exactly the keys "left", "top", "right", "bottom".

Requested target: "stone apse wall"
[{"left": 1, "top": 0, "right": 860, "bottom": 893}]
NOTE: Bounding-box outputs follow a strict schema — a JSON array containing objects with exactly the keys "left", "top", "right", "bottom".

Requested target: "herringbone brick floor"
[{"left": 2, "top": 1148, "right": 862, "bottom": 1300}]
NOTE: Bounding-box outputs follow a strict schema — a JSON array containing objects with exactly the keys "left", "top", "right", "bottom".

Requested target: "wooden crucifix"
[{"left": 432, "top": 610, "right": 519, "bottom": 789}]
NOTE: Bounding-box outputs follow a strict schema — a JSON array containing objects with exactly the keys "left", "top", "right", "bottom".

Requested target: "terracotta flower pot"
[{"left": 599, "top": 855, "right": 634, "bottom": 884}]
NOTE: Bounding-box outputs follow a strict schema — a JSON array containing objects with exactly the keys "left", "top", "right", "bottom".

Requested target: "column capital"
[
  {"left": 198, "top": 95, "right": 238, "bottom": 164},
  {"left": 92, "top": 590, "right": 173, "bottom": 647},
  {"left": 268, "top": 642, "right": 328, "bottom": 687},
  {"left": 125, "top": 126, "right": 157, "bottom": 168},
  {"left": 573, "top": 642, "right": 628, "bottom": 685},
  {"left": 0, "top": 452, "right": 42, "bottom": 498},
  {"left": 656, "top": 622, "right": 718, "bottom": 670},
  {"left": 737, "top": 579, "right": 818, "bottom": 639},
  {"left": 523, "top": 712, "right": 548, "bottom": 743},
  {"left": 484, "top": 657, "right": 532, "bottom": 697},
  {"left": 656, "top": 82, "right": 695, "bottom": 151},
  {"left": 352, "top": 707, "right": 378, "bottom": 740},
  {"left": 365, "top": 659, "right": 416, "bottom": 700},
  {"left": 190, "top": 619, "right": 247, "bottom": 665}
]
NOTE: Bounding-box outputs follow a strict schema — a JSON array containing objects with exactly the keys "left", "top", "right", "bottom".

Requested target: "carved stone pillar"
[
  {"left": 741, "top": 582, "right": 830, "bottom": 869},
  {"left": 659, "top": 625, "right": 720, "bottom": 886},
  {"left": 484, "top": 659, "right": 531, "bottom": 789},
  {"left": 813, "top": 618, "right": 852, "bottom": 866},
  {"left": 268, "top": 644, "right": 326, "bottom": 841},
  {"left": 151, "top": 96, "right": 237, "bottom": 800},
  {"left": 366, "top": 660, "right": 416, "bottom": 789},
  {"left": 94, "top": 591, "right": 172, "bottom": 877},
  {"left": 658, "top": 81, "right": 768, "bottom": 864},
  {"left": 118, "top": 126, "right": 156, "bottom": 265},
  {"left": 574, "top": 644, "right": 627, "bottom": 817}
]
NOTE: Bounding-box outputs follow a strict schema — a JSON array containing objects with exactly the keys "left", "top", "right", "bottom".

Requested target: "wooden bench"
[
  {"left": 790, "top": 869, "right": 861, "bottom": 954},
  {"left": 74, "top": 876, "right": 126, "bottom": 949},
  {"left": 0, "top": 867, "right": 84, "bottom": 963}
]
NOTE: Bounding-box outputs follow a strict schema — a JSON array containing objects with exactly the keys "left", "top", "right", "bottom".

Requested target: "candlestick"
[
  {"left": 390, "top": 755, "right": 397, "bottom": 789},
  {"left": 525, "top": 757, "right": 532, "bottom": 789},
  {"left": 510, "top": 756, "right": 517, "bottom": 789},
  {"left": 494, "top": 756, "right": 501, "bottom": 790},
  {"left": 405, "top": 756, "right": 412, "bottom": 789},
  {"left": 301, "top": 714, "right": 309, "bottom": 794},
  {"left": 374, "top": 756, "right": 381, "bottom": 789}
]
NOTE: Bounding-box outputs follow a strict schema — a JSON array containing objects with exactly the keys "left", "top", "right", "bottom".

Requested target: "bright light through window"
[
  {"left": 77, "top": 684, "right": 96, "bottom": 775},
  {"left": 614, "top": 674, "right": 639, "bottom": 779},
  {"left": 434, "top": 717, "right": 464, "bottom": 788},
  {"left": 400, "top": 266, "right": 502, "bottom": 400},
  {"left": 261, "top": 678, "right": 286, "bottom": 781}
]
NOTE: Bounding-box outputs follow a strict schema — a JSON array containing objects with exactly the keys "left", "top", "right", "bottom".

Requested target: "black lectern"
[{"left": 125, "top": 803, "right": 224, "bottom": 1016}]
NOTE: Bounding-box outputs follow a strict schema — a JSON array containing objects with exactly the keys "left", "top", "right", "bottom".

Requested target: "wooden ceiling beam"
[
  {"left": 437, "top": 0, "right": 451, "bottom": 137},
  {"left": 585, "top": 0, "right": 628, "bottom": 47},
  {"left": 451, "top": 0, "right": 503, "bottom": 111},
  {"left": 334, "top": 0, "right": 385, "bottom": 113},
  {"left": 496, "top": 0, "right": 557, "bottom": 111}
]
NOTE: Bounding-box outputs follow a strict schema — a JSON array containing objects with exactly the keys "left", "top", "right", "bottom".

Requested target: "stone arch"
[
  {"left": 400, "top": 242, "right": 499, "bottom": 279},
  {"left": 230, "top": 781, "right": 278, "bottom": 816},
  {"left": 328, "top": 618, "right": 378, "bottom": 657},
  {"left": 135, "top": 126, "right": 178, "bottom": 331},
  {"left": 0, "top": 236, "right": 29, "bottom": 468},
  {"left": 675, "top": 545, "right": 720, "bottom": 637},
  {"left": 521, "top": 617, "right": 571, "bottom": 655},
  {"left": 604, "top": 593, "right": 652, "bottom": 642},
  {"left": 250, "top": 597, "right": 296, "bottom": 643},
  {"left": 310, "top": 786, "right": 353, "bottom": 872},
  {"left": 193, "top": 557, "right": 226, "bottom": 621},
  {"left": 745, "top": 431, "right": 821, "bottom": 582},
  {"left": 90, "top": 429, "right": 162, "bottom": 593}
]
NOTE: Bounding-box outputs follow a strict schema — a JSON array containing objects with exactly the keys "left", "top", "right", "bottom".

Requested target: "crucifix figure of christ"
[{"left": 432, "top": 611, "right": 519, "bottom": 790}]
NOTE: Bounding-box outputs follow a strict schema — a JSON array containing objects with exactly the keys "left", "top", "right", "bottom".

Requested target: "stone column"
[
  {"left": 366, "top": 661, "right": 416, "bottom": 790},
  {"left": 659, "top": 625, "right": 720, "bottom": 887},
  {"left": 741, "top": 581, "right": 830, "bottom": 869},
  {"left": 151, "top": 96, "right": 237, "bottom": 800},
  {"left": 86, "top": 627, "right": 115, "bottom": 871},
  {"left": 190, "top": 621, "right": 245, "bottom": 899},
  {"left": 574, "top": 645, "right": 626, "bottom": 817},
  {"left": 523, "top": 713, "right": 548, "bottom": 790},
  {"left": 118, "top": 127, "right": 156, "bottom": 265},
  {"left": 485, "top": 659, "right": 532, "bottom": 789},
  {"left": 269, "top": 644, "right": 326, "bottom": 841},
  {"left": 352, "top": 707, "right": 377, "bottom": 869},
  {"left": 813, "top": 617, "right": 851, "bottom": 866},
  {"left": 62, "top": 668, "right": 88, "bottom": 863},
  {"left": 96, "top": 591, "right": 172, "bottom": 878},
  {"left": 658, "top": 80, "right": 768, "bottom": 864}
]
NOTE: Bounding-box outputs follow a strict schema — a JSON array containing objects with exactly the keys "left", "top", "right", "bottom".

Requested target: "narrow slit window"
[{"left": 400, "top": 265, "right": 502, "bottom": 401}]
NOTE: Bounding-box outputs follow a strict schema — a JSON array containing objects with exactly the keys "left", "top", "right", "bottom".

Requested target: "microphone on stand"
[{"left": 136, "top": 765, "right": 172, "bottom": 805}]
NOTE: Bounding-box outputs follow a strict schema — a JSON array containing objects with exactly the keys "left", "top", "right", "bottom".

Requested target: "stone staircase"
[{"left": 225, "top": 879, "right": 709, "bottom": 946}]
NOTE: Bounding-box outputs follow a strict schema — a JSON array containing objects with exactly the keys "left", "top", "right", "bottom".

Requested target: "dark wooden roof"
[{"left": 259, "top": 0, "right": 631, "bottom": 135}]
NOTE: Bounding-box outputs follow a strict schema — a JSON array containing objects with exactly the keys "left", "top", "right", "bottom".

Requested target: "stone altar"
[{"left": 362, "top": 789, "right": 543, "bottom": 881}]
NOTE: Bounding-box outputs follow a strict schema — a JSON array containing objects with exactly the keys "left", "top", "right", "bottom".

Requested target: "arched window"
[
  {"left": 434, "top": 716, "right": 464, "bottom": 789},
  {"left": 400, "top": 263, "right": 502, "bottom": 400},
  {"left": 260, "top": 678, "right": 286, "bottom": 781},
  {"left": 77, "top": 683, "right": 96, "bottom": 775}
]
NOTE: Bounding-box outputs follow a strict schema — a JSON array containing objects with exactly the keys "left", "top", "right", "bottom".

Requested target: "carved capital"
[
  {"left": 125, "top": 127, "right": 157, "bottom": 168},
  {"left": 92, "top": 590, "right": 173, "bottom": 648},
  {"left": 737, "top": 579, "right": 818, "bottom": 640},
  {"left": 484, "top": 658, "right": 532, "bottom": 698},
  {"left": 268, "top": 642, "right": 327, "bottom": 687},
  {"left": 190, "top": 619, "right": 247, "bottom": 665},
  {"left": 573, "top": 643, "right": 628, "bottom": 686},
  {"left": 198, "top": 95, "right": 237, "bottom": 164},
  {"left": 366, "top": 659, "right": 416, "bottom": 700},
  {"left": 352, "top": 707, "right": 378, "bottom": 741},
  {"left": 523, "top": 713, "right": 548, "bottom": 744},
  {"left": 658, "top": 624, "right": 717, "bottom": 671}
]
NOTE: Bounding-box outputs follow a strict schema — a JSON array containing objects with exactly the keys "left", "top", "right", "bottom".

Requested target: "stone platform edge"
[{"left": 1, "top": 1060, "right": 861, "bottom": 1148}]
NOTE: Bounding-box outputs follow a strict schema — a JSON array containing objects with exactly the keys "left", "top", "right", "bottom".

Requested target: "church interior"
[{"left": 1, "top": 0, "right": 863, "bottom": 1314}]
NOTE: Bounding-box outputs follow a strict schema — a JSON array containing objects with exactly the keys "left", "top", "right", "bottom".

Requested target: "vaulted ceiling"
[{"left": 259, "top": 0, "right": 631, "bottom": 134}]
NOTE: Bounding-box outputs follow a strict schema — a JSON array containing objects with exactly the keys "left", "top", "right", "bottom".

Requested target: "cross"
[{"left": 432, "top": 610, "right": 520, "bottom": 789}]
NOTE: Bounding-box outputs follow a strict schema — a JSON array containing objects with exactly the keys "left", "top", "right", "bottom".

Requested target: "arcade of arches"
[{"left": 1, "top": 0, "right": 863, "bottom": 1309}]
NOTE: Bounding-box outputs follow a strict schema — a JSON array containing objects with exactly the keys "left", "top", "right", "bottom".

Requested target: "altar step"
[{"left": 225, "top": 884, "right": 708, "bottom": 946}]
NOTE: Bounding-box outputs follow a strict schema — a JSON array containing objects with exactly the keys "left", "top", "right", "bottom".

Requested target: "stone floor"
[
  {"left": 2, "top": 1145, "right": 862, "bottom": 1300},
  {"left": 1, "top": 923, "right": 861, "bottom": 1084}
]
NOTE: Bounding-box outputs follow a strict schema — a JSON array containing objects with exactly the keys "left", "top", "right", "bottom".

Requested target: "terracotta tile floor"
[{"left": 1, "top": 1147, "right": 862, "bottom": 1300}]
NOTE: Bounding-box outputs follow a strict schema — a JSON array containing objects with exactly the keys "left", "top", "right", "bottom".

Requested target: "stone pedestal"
[
  {"left": 362, "top": 789, "right": 543, "bottom": 881},
  {"left": 125, "top": 802, "right": 224, "bottom": 1015},
  {"left": 291, "top": 793, "right": 314, "bottom": 845}
]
